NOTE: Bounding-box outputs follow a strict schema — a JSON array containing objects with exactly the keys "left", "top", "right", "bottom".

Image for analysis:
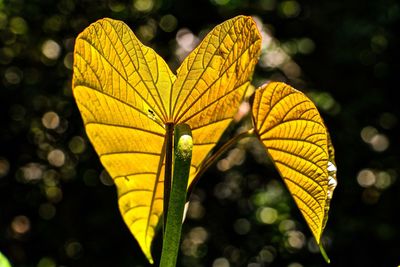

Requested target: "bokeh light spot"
[
  {"left": 308, "top": 91, "right": 336, "bottom": 112},
  {"left": 11, "top": 215, "right": 31, "bottom": 235},
  {"left": 362, "top": 188, "right": 380, "bottom": 204},
  {"left": 257, "top": 207, "right": 278, "bottom": 224},
  {"left": 282, "top": 40, "right": 297, "bottom": 55},
  {"left": 133, "top": 0, "right": 154, "bottom": 12},
  {"left": 297, "top": 38, "right": 315, "bottom": 54},
  {"left": 42, "top": 111, "right": 60, "bottom": 129},
  {"left": 176, "top": 28, "right": 196, "bottom": 52},
  {"left": 360, "top": 126, "right": 378, "bottom": 143},
  {"left": 108, "top": 1, "right": 126, "bottom": 12},
  {"left": 307, "top": 238, "right": 319, "bottom": 253},
  {"left": 214, "top": 182, "right": 232, "bottom": 199},
  {"left": 216, "top": 148, "right": 246, "bottom": 171},
  {"left": 234, "top": 101, "right": 250, "bottom": 121},
  {"left": 9, "top": 17, "right": 28, "bottom": 34},
  {"left": 217, "top": 159, "right": 230, "bottom": 171},
  {"left": 100, "top": 170, "right": 114, "bottom": 186},
  {"left": 375, "top": 171, "right": 392, "bottom": 190},
  {"left": 189, "top": 226, "right": 208, "bottom": 244},
  {"left": 159, "top": 14, "right": 178, "bottom": 32},
  {"left": 42, "top": 40, "right": 61, "bottom": 60},
  {"left": 5, "top": 66, "right": 23, "bottom": 85},
  {"left": 282, "top": 61, "right": 301, "bottom": 77},
  {"left": 181, "top": 227, "right": 209, "bottom": 257},
  {"left": 357, "top": 169, "right": 376, "bottom": 187},
  {"left": 37, "top": 257, "right": 56, "bottom": 267},
  {"left": 260, "top": 50, "right": 287, "bottom": 68},
  {"left": 286, "top": 230, "right": 305, "bottom": 249},
  {"left": 137, "top": 24, "right": 156, "bottom": 42},
  {"left": 370, "top": 134, "right": 389, "bottom": 152},
  {"left": 47, "top": 149, "right": 65, "bottom": 167},
  {"left": 258, "top": 246, "right": 276, "bottom": 263},
  {"left": 21, "top": 163, "right": 44, "bottom": 182},
  {"left": 279, "top": 1, "right": 301, "bottom": 18},
  {"left": 187, "top": 200, "right": 205, "bottom": 220},
  {"left": 259, "top": 0, "right": 276, "bottom": 11},
  {"left": 0, "top": 46, "right": 15, "bottom": 65},
  {"left": 212, "top": 257, "right": 230, "bottom": 267},
  {"left": 0, "top": 157, "right": 10, "bottom": 178},
  {"left": 45, "top": 186, "right": 63, "bottom": 203},
  {"left": 63, "top": 52, "right": 73, "bottom": 69},
  {"left": 371, "top": 34, "right": 387, "bottom": 53},
  {"left": 279, "top": 219, "right": 296, "bottom": 233},
  {"left": 68, "top": 136, "right": 86, "bottom": 154},
  {"left": 65, "top": 240, "right": 83, "bottom": 259},
  {"left": 0, "top": 12, "right": 8, "bottom": 30},
  {"left": 57, "top": 0, "right": 75, "bottom": 14},
  {"left": 379, "top": 112, "right": 397, "bottom": 129},
  {"left": 43, "top": 15, "right": 64, "bottom": 33},
  {"left": 39, "top": 203, "right": 56, "bottom": 220},
  {"left": 233, "top": 218, "right": 251, "bottom": 235},
  {"left": 211, "top": 0, "right": 230, "bottom": 6},
  {"left": 43, "top": 170, "right": 59, "bottom": 187}
]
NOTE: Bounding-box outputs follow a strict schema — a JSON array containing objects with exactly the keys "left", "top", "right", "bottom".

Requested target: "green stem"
[
  {"left": 319, "top": 243, "right": 331, "bottom": 264},
  {"left": 160, "top": 124, "right": 193, "bottom": 267}
]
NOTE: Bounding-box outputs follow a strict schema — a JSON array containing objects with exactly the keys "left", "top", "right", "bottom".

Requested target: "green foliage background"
[{"left": 0, "top": 0, "right": 399, "bottom": 266}]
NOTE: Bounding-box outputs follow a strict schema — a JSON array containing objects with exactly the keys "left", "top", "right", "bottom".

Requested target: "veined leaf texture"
[
  {"left": 252, "top": 82, "right": 336, "bottom": 243},
  {"left": 72, "top": 16, "right": 261, "bottom": 262}
]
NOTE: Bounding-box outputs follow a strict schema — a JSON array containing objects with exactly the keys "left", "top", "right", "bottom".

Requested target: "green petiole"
[{"left": 159, "top": 124, "right": 193, "bottom": 267}]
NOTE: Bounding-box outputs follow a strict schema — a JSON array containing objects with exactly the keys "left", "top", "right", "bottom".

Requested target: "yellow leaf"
[
  {"left": 173, "top": 15, "right": 262, "bottom": 185},
  {"left": 73, "top": 18, "right": 175, "bottom": 263},
  {"left": 251, "top": 82, "right": 334, "bottom": 243},
  {"left": 72, "top": 16, "right": 261, "bottom": 262}
]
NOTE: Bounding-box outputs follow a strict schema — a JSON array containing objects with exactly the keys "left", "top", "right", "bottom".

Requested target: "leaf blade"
[
  {"left": 252, "top": 82, "right": 333, "bottom": 242},
  {"left": 172, "top": 15, "right": 262, "bottom": 184},
  {"left": 72, "top": 18, "right": 176, "bottom": 263}
]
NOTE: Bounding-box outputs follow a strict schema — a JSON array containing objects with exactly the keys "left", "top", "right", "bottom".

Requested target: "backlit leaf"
[
  {"left": 73, "top": 18, "right": 175, "bottom": 263},
  {"left": 72, "top": 16, "right": 261, "bottom": 262},
  {"left": 173, "top": 15, "right": 261, "bottom": 185},
  {"left": 251, "top": 82, "right": 335, "bottom": 243}
]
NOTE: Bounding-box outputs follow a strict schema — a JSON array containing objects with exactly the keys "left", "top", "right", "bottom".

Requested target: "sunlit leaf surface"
[
  {"left": 173, "top": 16, "right": 261, "bottom": 185},
  {"left": 72, "top": 16, "right": 261, "bottom": 262},
  {"left": 251, "top": 82, "right": 335, "bottom": 243}
]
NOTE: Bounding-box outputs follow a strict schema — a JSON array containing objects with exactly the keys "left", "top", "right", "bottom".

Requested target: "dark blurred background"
[{"left": 0, "top": 0, "right": 399, "bottom": 266}]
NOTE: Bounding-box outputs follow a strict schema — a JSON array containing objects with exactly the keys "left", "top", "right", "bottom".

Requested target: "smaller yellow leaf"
[{"left": 251, "top": 82, "right": 336, "bottom": 243}]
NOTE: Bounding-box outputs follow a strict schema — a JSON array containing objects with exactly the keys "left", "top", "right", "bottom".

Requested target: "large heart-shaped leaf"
[
  {"left": 251, "top": 82, "right": 336, "bottom": 243},
  {"left": 72, "top": 16, "right": 261, "bottom": 262}
]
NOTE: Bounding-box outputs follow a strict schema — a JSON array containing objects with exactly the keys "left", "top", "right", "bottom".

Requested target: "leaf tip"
[{"left": 144, "top": 249, "right": 154, "bottom": 265}]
